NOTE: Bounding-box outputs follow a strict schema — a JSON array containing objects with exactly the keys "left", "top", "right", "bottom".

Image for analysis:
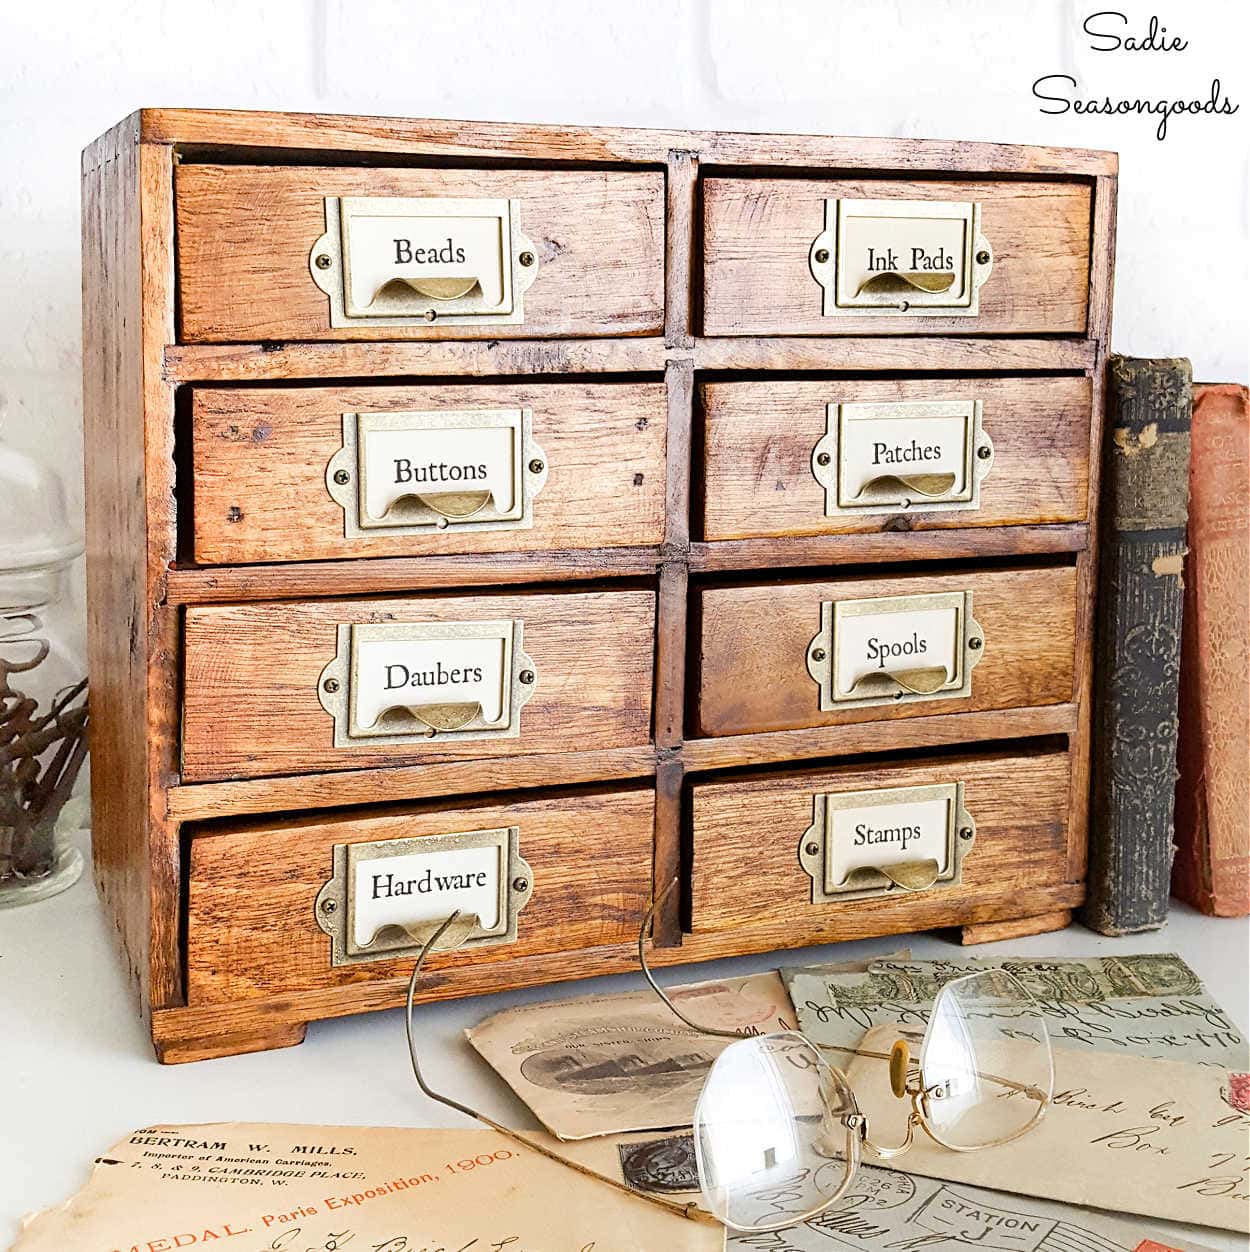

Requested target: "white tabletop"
[{"left": 2, "top": 829, "right": 1247, "bottom": 1247}]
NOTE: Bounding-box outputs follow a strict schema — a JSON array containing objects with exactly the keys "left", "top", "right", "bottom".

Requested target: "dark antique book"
[
  {"left": 1172, "top": 383, "right": 1249, "bottom": 916},
  {"left": 1082, "top": 356, "right": 1192, "bottom": 935}
]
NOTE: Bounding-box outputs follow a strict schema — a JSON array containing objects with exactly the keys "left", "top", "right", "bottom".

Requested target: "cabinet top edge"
[{"left": 90, "top": 108, "right": 1118, "bottom": 177}]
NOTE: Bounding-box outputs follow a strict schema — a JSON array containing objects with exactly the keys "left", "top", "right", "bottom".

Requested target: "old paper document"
[
  {"left": 467, "top": 970, "right": 798, "bottom": 1139},
  {"left": 785, "top": 955, "right": 1248, "bottom": 1069},
  {"left": 845, "top": 1024, "right": 1250, "bottom": 1233},
  {"left": 12, "top": 1122, "right": 724, "bottom": 1252},
  {"left": 565, "top": 1131, "right": 1221, "bottom": 1252}
]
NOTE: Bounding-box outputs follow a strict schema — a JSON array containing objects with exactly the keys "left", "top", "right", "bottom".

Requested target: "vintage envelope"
[
  {"left": 845, "top": 1024, "right": 1250, "bottom": 1233},
  {"left": 466, "top": 970, "right": 799, "bottom": 1140},
  {"left": 785, "top": 954, "right": 1248, "bottom": 1070},
  {"left": 11, "top": 1122, "right": 724, "bottom": 1252},
  {"left": 565, "top": 1131, "right": 1222, "bottom": 1252}
]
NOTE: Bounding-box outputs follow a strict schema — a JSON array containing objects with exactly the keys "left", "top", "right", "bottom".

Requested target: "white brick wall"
[{"left": 1, "top": 0, "right": 1245, "bottom": 674}]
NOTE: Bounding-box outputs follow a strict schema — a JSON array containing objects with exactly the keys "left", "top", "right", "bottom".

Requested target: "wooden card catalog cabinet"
[
  {"left": 311, "top": 196, "right": 538, "bottom": 327},
  {"left": 83, "top": 110, "right": 1113, "bottom": 1061}
]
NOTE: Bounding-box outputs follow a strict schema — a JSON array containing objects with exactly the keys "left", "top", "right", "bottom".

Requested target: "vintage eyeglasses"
[{"left": 405, "top": 883, "right": 1053, "bottom": 1232}]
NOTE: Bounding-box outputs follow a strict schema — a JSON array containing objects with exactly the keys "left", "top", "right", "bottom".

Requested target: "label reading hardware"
[
  {"left": 315, "top": 826, "right": 534, "bottom": 966},
  {"left": 326, "top": 409, "right": 548, "bottom": 539},
  {"left": 310, "top": 196, "right": 539, "bottom": 328},
  {"left": 799, "top": 782, "right": 975, "bottom": 903},
  {"left": 807, "top": 591, "right": 985, "bottom": 711},
  {"left": 812, "top": 400, "right": 994, "bottom": 516},
  {"left": 810, "top": 199, "right": 993, "bottom": 317},
  {"left": 318, "top": 619, "right": 537, "bottom": 747}
]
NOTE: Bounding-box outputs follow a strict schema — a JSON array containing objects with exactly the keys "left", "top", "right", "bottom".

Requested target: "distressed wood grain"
[
  {"left": 701, "top": 376, "right": 1091, "bottom": 540},
  {"left": 703, "top": 177, "right": 1091, "bottom": 336},
  {"left": 695, "top": 565, "right": 1078, "bottom": 736},
  {"left": 689, "top": 748, "right": 1071, "bottom": 934},
  {"left": 176, "top": 165, "right": 665, "bottom": 342},
  {"left": 190, "top": 382, "right": 667, "bottom": 564},
  {"left": 181, "top": 589, "right": 656, "bottom": 782},
  {"left": 185, "top": 787, "right": 654, "bottom": 1004}
]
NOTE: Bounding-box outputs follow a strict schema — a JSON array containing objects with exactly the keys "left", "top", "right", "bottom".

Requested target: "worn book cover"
[
  {"left": 1082, "top": 356, "right": 1192, "bottom": 935},
  {"left": 1172, "top": 382, "right": 1249, "bottom": 916}
]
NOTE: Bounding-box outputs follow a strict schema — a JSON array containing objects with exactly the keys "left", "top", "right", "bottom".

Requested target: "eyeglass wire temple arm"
[
  {"left": 638, "top": 879, "right": 748, "bottom": 1041},
  {"left": 405, "top": 911, "right": 719, "bottom": 1226}
]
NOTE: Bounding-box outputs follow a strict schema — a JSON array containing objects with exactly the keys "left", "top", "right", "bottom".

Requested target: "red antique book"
[{"left": 1172, "top": 383, "right": 1249, "bottom": 916}]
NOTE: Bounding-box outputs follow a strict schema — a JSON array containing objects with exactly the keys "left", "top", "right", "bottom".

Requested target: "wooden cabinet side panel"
[
  {"left": 175, "top": 165, "right": 666, "bottom": 342},
  {"left": 81, "top": 125, "right": 181, "bottom": 1008},
  {"left": 690, "top": 750, "right": 1071, "bottom": 933},
  {"left": 190, "top": 382, "right": 668, "bottom": 564},
  {"left": 185, "top": 788, "right": 655, "bottom": 1003},
  {"left": 696, "top": 565, "right": 1078, "bottom": 736},
  {"left": 181, "top": 590, "right": 657, "bottom": 782},
  {"left": 702, "top": 178, "right": 1092, "bottom": 337},
  {"left": 701, "top": 376, "right": 1092, "bottom": 540}
]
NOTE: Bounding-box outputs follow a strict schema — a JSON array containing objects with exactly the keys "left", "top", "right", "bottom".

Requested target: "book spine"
[
  {"left": 1082, "top": 356, "right": 1192, "bottom": 936},
  {"left": 1172, "top": 383, "right": 1250, "bottom": 916}
]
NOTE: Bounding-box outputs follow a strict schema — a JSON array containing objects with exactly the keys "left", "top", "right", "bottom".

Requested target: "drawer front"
[
  {"left": 191, "top": 382, "right": 668, "bottom": 564},
  {"left": 690, "top": 749, "right": 1070, "bottom": 937},
  {"left": 701, "top": 377, "right": 1091, "bottom": 541},
  {"left": 182, "top": 589, "right": 656, "bottom": 782},
  {"left": 702, "top": 178, "right": 1091, "bottom": 336},
  {"left": 185, "top": 787, "right": 654, "bottom": 1004},
  {"left": 695, "top": 566, "right": 1076, "bottom": 736},
  {"left": 175, "top": 165, "right": 666, "bottom": 342}
]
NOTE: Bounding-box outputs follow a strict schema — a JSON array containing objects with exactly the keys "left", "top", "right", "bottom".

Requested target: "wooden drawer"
[
  {"left": 689, "top": 748, "right": 1070, "bottom": 940},
  {"left": 181, "top": 588, "right": 656, "bottom": 782},
  {"left": 185, "top": 786, "right": 654, "bottom": 1004},
  {"left": 175, "top": 165, "right": 666, "bottom": 342},
  {"left": 700, "top": 376, "right": 1091, "bottom": 541},
  {"left": 190, "top": 382, "right": 668, "bottom": 565},
  {"left": 694, "top": 565, "right": 1076, "bottom": 736},
  {"left": 702, "top": 178, "right": 1091, "bottom": 336}
]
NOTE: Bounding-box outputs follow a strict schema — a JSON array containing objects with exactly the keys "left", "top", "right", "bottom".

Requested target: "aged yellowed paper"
[
  {"left": 466, "top": 970, "right": 799, "bottom": 1139},
  {"left": 846, "top": 1024, "right": 1250, "bottom": 1233},
  {"left": 12, "top": 1122, "right": 724, "bottom": 1251}
]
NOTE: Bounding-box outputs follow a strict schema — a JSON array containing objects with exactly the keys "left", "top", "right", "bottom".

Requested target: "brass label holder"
[
  {"left": 310, "top": 196, "right": 539, "bottom": 328},
  {"left": 318, "top": 619, "right": 537, "bottom": 748},
  {"left": 326, "top": 408, "right": 549, "bottom": 539},
  {"left": 799, "top": 782, "right": 975, "bottom": 904},
  {"left": 810, "top": 198, "right": 992, "bottom": 317},
  {"left": 807, "top": 590, "right": 985, "bottom": 711},
  {"left": 812, "top": 400, "right": 994, "bottom": 517},
  {"left": 315, "top": 825, "right": 534, "bottom": 967}
]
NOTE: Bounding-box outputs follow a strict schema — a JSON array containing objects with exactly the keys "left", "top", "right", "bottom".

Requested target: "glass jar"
[{"left": 0, "top": 441, "right": 87, "bottom": 906}]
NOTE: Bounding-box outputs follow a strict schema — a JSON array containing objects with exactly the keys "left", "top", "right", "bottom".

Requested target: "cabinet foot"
[
  {"left": 960, "top": 909, "right": 1073, "bottom": 946},
  {"left": 154, "top": 1020, "right": 309, "bottom": 1064}
]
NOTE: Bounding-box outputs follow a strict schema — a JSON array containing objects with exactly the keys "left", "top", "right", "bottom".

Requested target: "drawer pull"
[
  {"left": 326, "top": 409, "right": 548, "bottom": 539},
  {"left": 318, "top": 619, "right": 536, "bottom": 747},
  {"left": 855, "top": 270, "right": 957, "bottom": 297},
  {"left": 807, "top": 590, "right": 985, "bottom": 711},
  {"left": 812, "top": 400, "right": 994, "bottom": 517},
  {"left": 315, "top": 825, "right": 534, "bottom": 966},
  {"left": 310, "top": 196, "right": 539, "bottom": 328},
  {"left": 799, "top": 781, "right": 976, "bottom": 904},
  {"left": 810, "top": 198, "right": 993, "bottom": 317}
]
